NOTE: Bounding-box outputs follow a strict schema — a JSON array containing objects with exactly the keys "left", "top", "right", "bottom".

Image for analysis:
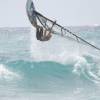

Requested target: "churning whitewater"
[{"left": 0, "top": 27, "right": 100, "bottom": 100}]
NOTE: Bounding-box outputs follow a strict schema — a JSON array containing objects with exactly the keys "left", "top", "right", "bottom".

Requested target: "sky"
[{"left": 0, "top": 0, "right": 100, "bottom": 27}]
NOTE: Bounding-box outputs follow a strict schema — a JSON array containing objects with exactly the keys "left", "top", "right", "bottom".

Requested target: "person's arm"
[
  {"left": 46, "top": 31, "right": 52, "bottom": 37},
  {"left": 47, "top": 21, "right": 56, "bottom": 36}
]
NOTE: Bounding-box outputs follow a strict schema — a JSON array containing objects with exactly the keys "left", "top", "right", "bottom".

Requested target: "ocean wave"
[{"left": 3, "top": 54, "right": 100, "bottom": 84}]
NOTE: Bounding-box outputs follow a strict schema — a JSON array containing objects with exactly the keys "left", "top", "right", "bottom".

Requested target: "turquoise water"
[{"left": 0, "top": 27, "right": 100, "bottom": 100}]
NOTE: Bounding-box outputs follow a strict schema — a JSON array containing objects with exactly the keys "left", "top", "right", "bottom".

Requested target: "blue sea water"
[{"left": 0, "top": 27, "right": 100, "bottom": 100}]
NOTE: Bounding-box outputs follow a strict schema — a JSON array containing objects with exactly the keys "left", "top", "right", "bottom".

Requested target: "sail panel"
[{"left": 35, "top": 11, "right": 100, "bottom": 51}]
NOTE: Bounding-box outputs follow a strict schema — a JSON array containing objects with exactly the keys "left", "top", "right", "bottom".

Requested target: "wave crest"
[
  {"left": 0, "top": 64, "right": 20, "bottom": 80},
  {"left": 73, "top": 55, "right": 100, "bottom": 83}
]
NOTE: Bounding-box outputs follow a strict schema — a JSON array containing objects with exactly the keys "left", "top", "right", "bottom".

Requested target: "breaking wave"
[
  {"left": 1, "top": 54, "right": 100, "bottom": 88},
  {"left": 0, "top": 64, "right": 20, "bottom": 80}
]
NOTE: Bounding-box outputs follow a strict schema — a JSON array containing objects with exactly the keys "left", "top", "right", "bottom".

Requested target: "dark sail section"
[{"left": 26, "top": 0, "right": 37, "bottom": 26}]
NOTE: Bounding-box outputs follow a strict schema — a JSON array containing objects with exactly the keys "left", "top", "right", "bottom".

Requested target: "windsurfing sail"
[{"left": 26, "top": 0, "right": 100, "bottom": 51}]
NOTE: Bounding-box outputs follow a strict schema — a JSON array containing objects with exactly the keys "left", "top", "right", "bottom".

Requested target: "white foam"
[
  {"left": 0, "top": 64, "right": 20, "bottom": 80},
  {"left": 72, "top": 55, "right": 100, "bottom": 83},
  {"left": 30, "top": 28, "right": 100, "bottom": 63},
  {"left": 72, "top": 56, "right": 87, "bottom": 75}
]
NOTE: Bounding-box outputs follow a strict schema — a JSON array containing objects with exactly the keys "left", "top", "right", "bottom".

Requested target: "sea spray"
[{"left": 0, "top": 27, "right": 100, "bottom": 100}]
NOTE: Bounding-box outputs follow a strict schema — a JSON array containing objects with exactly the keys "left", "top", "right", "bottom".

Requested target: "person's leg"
[
  {"left": 43, "top": 29, "right": 47, "bottom": 37},
  {"left": 36, "top": 26, "right": 41, "bottom": 40},
  {"left": 40, "top": 27, "right": 43, "bottom": 37},
  {"left": 39, "top": 27, "right": 45, "bottom": 41},
  {"left": 40, "top": 29, "right": 46, "bottom": 41}
]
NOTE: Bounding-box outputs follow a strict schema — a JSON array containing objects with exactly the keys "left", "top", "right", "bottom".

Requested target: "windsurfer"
[
  {"left": 36, "top": 21, "right": 56, "bottom": 41},
  {"left": 36, "top": 25, "right": 52, "bottom": 41}
]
